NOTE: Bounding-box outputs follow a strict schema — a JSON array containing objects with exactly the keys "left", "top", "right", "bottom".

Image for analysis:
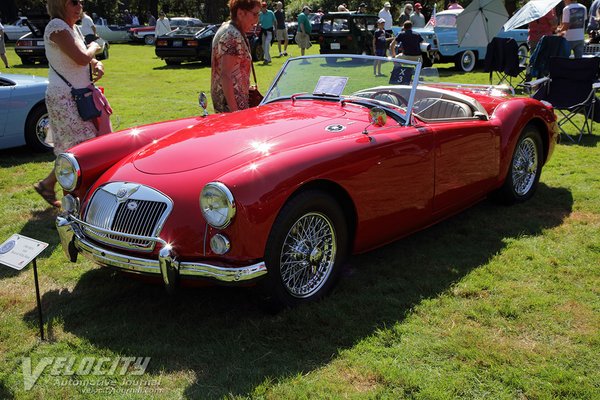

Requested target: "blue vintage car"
[
  {"left": 0, "top": 73, "right": 52, "bottom": 152},
  {"left": 412, "top": 9, "right": 528, "bottom": 72}
]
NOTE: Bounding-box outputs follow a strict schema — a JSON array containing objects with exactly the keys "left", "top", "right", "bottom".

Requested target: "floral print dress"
[
  {"left": 44, "top": 18, "right": 97, "bottom": 155},
  {"left": 210, "top": 21, "right": 252, "bottom": 113}
]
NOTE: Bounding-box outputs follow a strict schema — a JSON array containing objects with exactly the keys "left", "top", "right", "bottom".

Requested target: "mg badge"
[
  {"left": 115, "top": 184, "right": 140, "bottom": 203},
  {"left": 117, "top": 188, "right": 128, "bottom": 198},
  {"left": 325, "top": 124, "right": 346, "bottom": 132},
  {"left": 127, "top": 201, "right": 139, "bottom": 211}
]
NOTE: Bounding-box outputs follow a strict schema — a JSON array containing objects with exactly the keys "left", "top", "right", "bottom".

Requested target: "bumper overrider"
[{"left": 56, "top": 213, "right": 267, "bottom": 293}]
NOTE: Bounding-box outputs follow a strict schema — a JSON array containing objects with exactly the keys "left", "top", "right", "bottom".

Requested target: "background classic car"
[
  {"left": 0, "top": 73, "right": 51, "bottom": 152},
  {"left": 318, "top": 12, "right": 379, "bottom": 59},
  {"left": 129, "top": 17, "right": 203, "bottom": 45},
  {"left": 155, "top": 25, "right": 219, "bottom": 65},
  {"left": 414, "top": 9, "right": 528, "bottom": 72},
  {"left": 1, "top": 16, "right": 31, "bottom": 41},
  {"left": 155, "top": 24, "right": 264, "bottom": 65},
  {"left": 94, "top": 18, "right": 132, "bottom": 43},
  {"left": 55, "top": 55, "right": 557, "bottom": 307},
  {"left": 15, "top": 19, "right": 109, "bottom": 64}
]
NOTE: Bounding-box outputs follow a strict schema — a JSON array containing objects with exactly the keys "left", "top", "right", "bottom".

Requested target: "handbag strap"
[
  {"left": 231, "top": 21, "right": 258, "bottom": 88},
  {"left": 49, "top": 63, "right": 74, "bottom": 88},
  {"left": 49, "top": 25, "right": 94, "bottom": 86}
]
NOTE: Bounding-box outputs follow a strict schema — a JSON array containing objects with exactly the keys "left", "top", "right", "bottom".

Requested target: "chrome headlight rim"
[
  {"left": 55, "top": 153, "right": 80, "bottom": 192},
  {"left": 200, "top": 182, "right": 236, "bottom": 229}
]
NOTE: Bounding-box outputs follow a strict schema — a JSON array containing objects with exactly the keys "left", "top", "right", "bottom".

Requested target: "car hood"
[
  {"left": 0, "top": 73, "right": 48, "bottom": 85},
  {"left": 132, "top": 102, "right": 351, "bottom": 174}
]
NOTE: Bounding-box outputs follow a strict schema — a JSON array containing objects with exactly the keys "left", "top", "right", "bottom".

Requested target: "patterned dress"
[
  {"left": 211, "top": 21, "right": 252, "bottom": 113},
  {"left": 44, "top": 18, "right": 97, "bottom": 155}
]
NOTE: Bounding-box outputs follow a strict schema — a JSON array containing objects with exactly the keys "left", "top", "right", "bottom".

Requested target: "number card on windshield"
[{"left": 313, "top": 76, "right": 349, "bottom": 97}]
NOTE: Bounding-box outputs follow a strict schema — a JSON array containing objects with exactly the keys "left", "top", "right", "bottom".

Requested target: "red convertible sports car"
[{"left": 56, "top": 55, "right": 558, "bottom": 307}]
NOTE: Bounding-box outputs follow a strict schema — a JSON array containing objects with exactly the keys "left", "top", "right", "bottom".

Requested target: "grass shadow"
[
  {"left": 0, "top": 147, "right": 54, "bottom": 168},
  {"left": 152, "top": 62, "right": 208, "bottom": 70},
  {"left": 23, "top": 183, "right": 572, "bottom": 399}
]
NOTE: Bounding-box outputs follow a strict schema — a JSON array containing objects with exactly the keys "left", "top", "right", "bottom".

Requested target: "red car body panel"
[{"left": 64, "top": 91, "right": 558, "bottom": 276}]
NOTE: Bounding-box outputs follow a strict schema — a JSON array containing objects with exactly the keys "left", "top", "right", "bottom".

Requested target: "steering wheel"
[{"left": 370, "top": 90, "right": 408, "bottom": 108}]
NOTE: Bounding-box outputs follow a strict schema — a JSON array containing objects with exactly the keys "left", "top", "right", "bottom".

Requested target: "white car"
[
  {"left": 2, "top": 17, "right": 31, "bottom": 41},
  {"left": 94, "top": 18, "right": 134, "bottom": 43}
]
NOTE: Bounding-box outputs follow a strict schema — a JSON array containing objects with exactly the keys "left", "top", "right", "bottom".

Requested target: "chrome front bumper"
[{"left": 56, "top": 214, "right": 267, "bottom": 293}]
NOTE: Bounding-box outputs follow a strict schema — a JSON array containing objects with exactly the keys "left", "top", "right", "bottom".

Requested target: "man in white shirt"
[
  {"left": 155, "top": 12, "right": 171, "bottom": 38},
  {"left": 80, "top": 12, "right": 97, "bottom": 44},
  {"left": 558, "top": 0, "right": 587, "bottom": 58},
  {"left": 378, "top": 1, "right": 393, "bottom": 36}
]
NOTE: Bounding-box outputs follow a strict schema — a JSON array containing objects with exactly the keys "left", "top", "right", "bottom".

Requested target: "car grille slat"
[{"left": 83, "top": 183, "right": 172, "bottom": 252}]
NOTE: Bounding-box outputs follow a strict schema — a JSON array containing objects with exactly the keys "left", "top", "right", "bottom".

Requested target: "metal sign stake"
[{"left": 32, "top": 259, "right": 45, "bottom": 341}]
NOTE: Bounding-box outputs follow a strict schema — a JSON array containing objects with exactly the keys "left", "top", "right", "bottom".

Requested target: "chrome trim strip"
[{"left": 56, "top": 214, "right": 268, "bottom": 283}]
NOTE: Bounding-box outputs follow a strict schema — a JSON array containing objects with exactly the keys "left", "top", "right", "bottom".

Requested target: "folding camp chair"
[
  {"left": 528, "top": 35, "right": 570, "bottom": 79},
  {"left": 484, "top": 37, "right": 527, "bottom": 89},
  {"left": 526, "top": 56, "right": 600, "bottom": 143}
]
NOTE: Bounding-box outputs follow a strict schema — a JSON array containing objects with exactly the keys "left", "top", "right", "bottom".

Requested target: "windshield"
[
  {"left": 263, "top": 55, "right": 438, "bottom": 125},
  {"left": 425, "top": 14, "right": 457, "bottom": 29}
]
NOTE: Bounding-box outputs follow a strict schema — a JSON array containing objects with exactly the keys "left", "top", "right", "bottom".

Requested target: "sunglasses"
[{"left": 70, "top": 0, "right": 83, "bottom": 6}]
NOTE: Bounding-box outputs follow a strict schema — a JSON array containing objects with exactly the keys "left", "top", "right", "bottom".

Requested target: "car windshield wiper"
[{"left": 312, "top": 92, "right": 341, "bottom": 98}]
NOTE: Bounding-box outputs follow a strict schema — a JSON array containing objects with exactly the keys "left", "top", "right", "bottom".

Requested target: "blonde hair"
[{"left": 46, "top": 0, "right": 69, "bottom": 21}]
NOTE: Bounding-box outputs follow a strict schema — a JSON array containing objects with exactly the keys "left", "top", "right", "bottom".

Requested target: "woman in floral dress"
[
  {"left": 34, "top": 0, "right": 107, "bottom": 208},
  {"left": 211, "top": 0, "right": 261, "bottom": 113}
]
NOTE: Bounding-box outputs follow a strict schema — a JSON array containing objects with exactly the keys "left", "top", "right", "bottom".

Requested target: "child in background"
[{"left": 373, "top": 18, "right": 388, "bottom": 76}]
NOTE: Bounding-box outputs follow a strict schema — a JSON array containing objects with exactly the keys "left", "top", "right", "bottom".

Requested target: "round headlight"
[
  {"left": 55, "top": 153, "right": 80, "bottom": 191},
  {"left": 200, "top": 182, "right": 236, "bottom": 228}
]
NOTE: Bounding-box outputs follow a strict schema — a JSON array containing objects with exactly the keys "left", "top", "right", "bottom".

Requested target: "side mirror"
[
  {"left": 198, "top": 92, "right": 208, "bottom": 117},
  {"left": 369, "top": 107, "right": 387, "bottom": 126}
]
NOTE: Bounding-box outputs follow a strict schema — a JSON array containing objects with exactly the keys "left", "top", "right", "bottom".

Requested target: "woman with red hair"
[{"left": 211, "top": 0, "right": 262, "bottom": 113}]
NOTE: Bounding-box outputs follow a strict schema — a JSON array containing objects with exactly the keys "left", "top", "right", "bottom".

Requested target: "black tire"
[
  {"left": 455, "top": 50, "right": 477, "bottom": 72},
  {"left": 165, "top": 59, "right": 181, "bottom": 66},
  {"left": 261, "top": 190, "right": 348, "bottom": 308},
  {"left": 517, "top": 44, "right": 529, "bottom": 65},
  {"left": 494, "top": 125, "right": 543, "bottom": 204},
  {"left": 20, "top": 57, "right": 35, "bottom": 65},
  {"left": 24, "top": 103, "right": 53, "bottom": 153},
  {"left": 144, "top": 35, "right": 156, "bottom": 45}
]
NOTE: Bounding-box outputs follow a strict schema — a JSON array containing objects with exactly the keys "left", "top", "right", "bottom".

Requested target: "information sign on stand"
[{"left": 0, "top": 234, "right": 49, "bottom": 340}]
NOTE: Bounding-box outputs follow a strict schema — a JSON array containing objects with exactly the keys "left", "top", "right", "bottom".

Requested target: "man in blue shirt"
[{"left": 259, "top": 1, "right": 277, "bottom": 64}]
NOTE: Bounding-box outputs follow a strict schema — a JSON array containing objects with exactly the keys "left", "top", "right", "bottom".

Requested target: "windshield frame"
[{"left": 263, "top": 54, "right": 423, "bottom": 126}]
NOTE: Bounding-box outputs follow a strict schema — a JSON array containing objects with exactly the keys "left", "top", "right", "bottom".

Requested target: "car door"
[
  {"left": 348, "top": 125, "right": 435, "bottom": 251},
  {"left": 0, "top": 81, "right": 13, "bottom": 136},
  {"left": 431, "top": 120, "right": 500, "bottom": 214}
]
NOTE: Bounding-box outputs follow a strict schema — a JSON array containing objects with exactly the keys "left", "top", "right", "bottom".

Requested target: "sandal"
[{"left": 33, "top": 181, "right": 61, "bottom": 209}]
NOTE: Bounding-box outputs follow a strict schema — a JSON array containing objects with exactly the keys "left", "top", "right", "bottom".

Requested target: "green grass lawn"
[{"left": 0, "top": 43, "right": 599, "bottom": 399}]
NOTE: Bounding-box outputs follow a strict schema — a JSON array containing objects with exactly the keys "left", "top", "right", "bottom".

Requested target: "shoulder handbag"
[
  {"left": 50, "top": 64, "right": 101, "bottom": 121},
  {"left": 234, "top": 22, "right": 264, "bottom": 108},
  {"left": 249, "top": 62, "right": 264, "bottom": 108}
]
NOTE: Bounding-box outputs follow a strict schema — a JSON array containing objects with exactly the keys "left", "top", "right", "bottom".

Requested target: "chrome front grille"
[{"left": 83, "top": 182, "right": 173, "bottom": 251}]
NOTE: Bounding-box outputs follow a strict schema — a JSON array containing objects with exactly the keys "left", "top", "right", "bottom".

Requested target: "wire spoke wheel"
[
  {"left": 511, "top": 137, "right": 538, "bottom": 196},
  {"left": 279, "top": 212, "right": 337, "bottom": 298}
]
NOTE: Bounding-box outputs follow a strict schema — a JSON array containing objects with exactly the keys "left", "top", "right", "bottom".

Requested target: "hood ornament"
[{"left": 115, "top": 184, "right": 140, "bottom": 203}]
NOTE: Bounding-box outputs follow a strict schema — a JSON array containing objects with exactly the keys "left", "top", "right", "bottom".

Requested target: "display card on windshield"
[{"left": 313, "top": 76, "right": 349, "bottom": 97}]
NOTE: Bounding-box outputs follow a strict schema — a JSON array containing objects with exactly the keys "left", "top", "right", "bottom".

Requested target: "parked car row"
[
  {"left": 155, "top": 24, "right": 264, "bottom": 66},
  {"left": 15, "top": 19, "right": 109, "bottom": 65},
  {"left": 129, "top": 17, "right": 204, "bottom": 45}
]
